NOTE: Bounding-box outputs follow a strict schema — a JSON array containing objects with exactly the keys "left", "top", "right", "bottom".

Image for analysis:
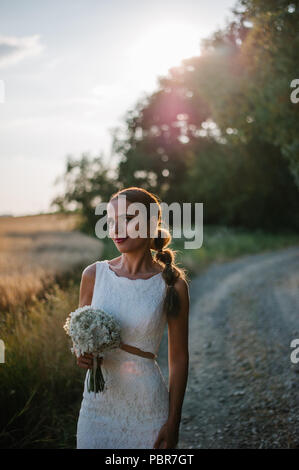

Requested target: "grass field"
[
  {"left": 0, "top": 213, "right": 103, "bottom": 448},
  {"left": 0, "top": 213, "right": 102, "bottom": 311},
  {"left": 0, "top": 213, "right": 298, "bottom": 448}
]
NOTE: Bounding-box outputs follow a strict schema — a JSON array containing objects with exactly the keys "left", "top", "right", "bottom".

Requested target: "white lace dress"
[{"left": 76, "top": 260, "right": 170, "bottom": 449}]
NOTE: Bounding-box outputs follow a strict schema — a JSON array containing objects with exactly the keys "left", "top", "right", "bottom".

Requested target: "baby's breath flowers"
[{"left": 63, "top": 306, "right": 121, "bottom": 395}]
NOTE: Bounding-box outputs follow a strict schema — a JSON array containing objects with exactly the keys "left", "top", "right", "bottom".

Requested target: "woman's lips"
[{"left": 114, "top": 237, "right": 128, "bottom": 244}]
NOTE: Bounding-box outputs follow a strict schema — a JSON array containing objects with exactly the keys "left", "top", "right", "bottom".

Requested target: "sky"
[{"left": 0, "top": 0, "right": 236, "bottom": 216}]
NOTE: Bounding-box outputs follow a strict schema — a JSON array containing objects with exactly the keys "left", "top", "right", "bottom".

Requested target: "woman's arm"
[
  {"left": 153, "top": 278, "right": 190, "bottom": 449},
  {"left": 167, "top": 278, "right": 190, "bottom": 427},
  {"left": 77, "top": 263, "right": 101, "bottom": 370}
]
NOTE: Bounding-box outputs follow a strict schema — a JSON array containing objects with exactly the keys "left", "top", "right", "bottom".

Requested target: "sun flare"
[{"left": 125, "top": 21, "right": 200, "bottom": 79}]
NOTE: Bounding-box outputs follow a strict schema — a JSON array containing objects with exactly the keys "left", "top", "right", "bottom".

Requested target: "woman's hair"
[{"left": 109, "top": 186, "right": 188, "bottom": 318}]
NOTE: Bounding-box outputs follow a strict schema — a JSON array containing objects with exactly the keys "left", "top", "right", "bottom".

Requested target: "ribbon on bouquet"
[{"left": 90, "top": 354, "right": 104, "bottom": 398}]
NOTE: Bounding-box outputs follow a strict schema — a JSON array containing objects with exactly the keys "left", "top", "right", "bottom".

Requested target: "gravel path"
[{"left": 157, "top": 245, "right": 299, "bottom": 449}]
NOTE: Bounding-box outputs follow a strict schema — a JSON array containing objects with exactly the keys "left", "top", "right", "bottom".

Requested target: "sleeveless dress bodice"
[{"left": 76, "top": 260, "right": 170, "bottom": 449}]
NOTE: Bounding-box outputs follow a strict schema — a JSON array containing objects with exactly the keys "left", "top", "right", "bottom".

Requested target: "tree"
[{"left": 51, "top": 152, "right": 118, "bottom": 234}]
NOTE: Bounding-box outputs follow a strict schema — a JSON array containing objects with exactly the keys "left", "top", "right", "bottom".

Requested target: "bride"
[{"left": 75, "top": 186, "right": 189, "bottom": 449}]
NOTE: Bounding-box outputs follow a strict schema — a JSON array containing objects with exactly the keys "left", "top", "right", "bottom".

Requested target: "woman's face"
[{"left": 107, "top": 198, "right": 154, "bottom": 253}]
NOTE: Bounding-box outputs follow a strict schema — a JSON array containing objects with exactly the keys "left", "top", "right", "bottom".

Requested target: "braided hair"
[{"left": 110, "top": 186, "right": 188, "bottom": 318}]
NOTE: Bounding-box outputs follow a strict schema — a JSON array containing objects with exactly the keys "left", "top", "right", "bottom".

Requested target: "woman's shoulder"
[
  {"left": 81, "top": 261, "right": 98, "bottom": 280},
  {"left": 175, "top": 278, "right": 190, "bottom": 315},
  {"left": 174, "top": 277, "right": 190, "bottom": 300},
  {"left": 79, "top": 262, "right": 98, "bottom": 307},
  {"left": 82, "top": 259, "right": 110, "bottom": 280}
]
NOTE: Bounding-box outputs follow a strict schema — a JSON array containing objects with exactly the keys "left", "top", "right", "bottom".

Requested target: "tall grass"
[
  {"left": 0, "top": 213, "right": 102, "bottom": 448},
  {"left": 0, "top": 278, "right": 85, "bottom": 448}
]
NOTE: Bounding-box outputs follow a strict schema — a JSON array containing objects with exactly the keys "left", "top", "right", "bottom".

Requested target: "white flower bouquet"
[{"left": 63, "top": 305, "right": 122, "bottom": 395}]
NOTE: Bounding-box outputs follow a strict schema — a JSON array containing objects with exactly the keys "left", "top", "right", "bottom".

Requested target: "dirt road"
[{"left": 157, "top": 245, "right": 299, "bottom": 448}]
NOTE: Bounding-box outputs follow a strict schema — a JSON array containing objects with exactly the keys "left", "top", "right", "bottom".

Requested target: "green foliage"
[{"left": 199, "top": 0, "right": 299, "bottom": 184}]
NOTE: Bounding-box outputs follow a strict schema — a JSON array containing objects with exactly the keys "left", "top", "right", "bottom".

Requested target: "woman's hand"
[
  {"left": 153, "top": 420, "right": 179, "bottom": 449},
  {"left": 77, "top": 353, "right": 103, "bottom": 369}
]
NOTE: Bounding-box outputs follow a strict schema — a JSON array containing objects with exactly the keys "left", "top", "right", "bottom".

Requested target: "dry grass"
[
  {"left": 0, "top": 280, "right": 86, "bottom": 448},
  {"left": 0, "top": 213, "right": 103, "bottom": 311},
  {"left": 0, "top": 212, "right": 103, "bottom": 448}
]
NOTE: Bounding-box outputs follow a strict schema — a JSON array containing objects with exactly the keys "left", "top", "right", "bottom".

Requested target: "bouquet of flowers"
[{"left": 63, "top": 305, "right": 121, "bottom": 396}]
